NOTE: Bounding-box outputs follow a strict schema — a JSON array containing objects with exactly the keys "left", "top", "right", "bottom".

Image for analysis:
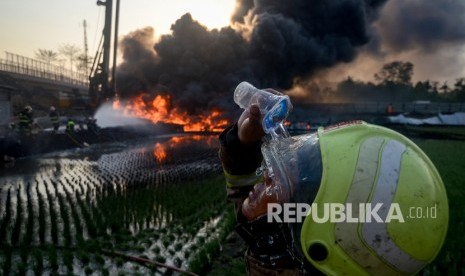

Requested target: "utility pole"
[
  {"left": 98, "top": 0, "right": 113, "bottom": 100},
  {"left": 112, "top": 0, "right": 120, "bottom": 97},
  {"left": 83, "top": 20, "right": 89, "bottom": 75}
]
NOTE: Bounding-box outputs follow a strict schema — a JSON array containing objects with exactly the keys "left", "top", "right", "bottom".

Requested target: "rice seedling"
[
  {"left": 174, "top": 242, "right": 183, "bottom": 252},
  {"left": 63, "top": 250, "right": 73, "bottom": 272},
  {"left": 44, "top": 181, "right": 59, "bottom": 245},
  {"left": 77, "top": 250, "right": 90, "bottom": 265},
  {"left": 47, "top": 246, "right": 59, "bottom": 272},
  {"left": 0, "top": 188, "right": 12, "bottom": 246},
  {"left": 1, "top": 246, "right": 12, "bottom": 275},
  {"left": 95, "top": 254, "right": 105, "bottom": 265},
  {"left": 32, "top": 248, "right": 43, "bottom": 275},
  {"left": 23, "top": 182, "right": 35, "bottom": 246},
  {"left": 16, "top": 262, "right": 27, "bottom": 275},
  {"left": 11, "top": 186, "right": 24, "bottom": 246},
  {"left": 155, "top": 255, "right": 166, "bottom": 264},
  {"left": 57, "top": 191, "right": 72, "bottom": 247},
  {"left": 36, "top": 183, "right": 47, "bottom": 244},
  {"left": 115, "top": 256, "right": 124, "bottom": 267}
]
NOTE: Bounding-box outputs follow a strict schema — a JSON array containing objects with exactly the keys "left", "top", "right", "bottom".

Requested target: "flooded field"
[{"left": 0, "top": 134, "right": 232, "bottom": 275}]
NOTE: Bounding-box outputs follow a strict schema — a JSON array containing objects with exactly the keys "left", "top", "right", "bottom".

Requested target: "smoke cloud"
[
  {"left": 116, "top": 0, "right": 465, "bottom": 114},
  {"left": 331, "top": 0, "right": 465, "bottom": 83},
  {"left": 376, "top": 0, "right": 465, "bottom": 53}
]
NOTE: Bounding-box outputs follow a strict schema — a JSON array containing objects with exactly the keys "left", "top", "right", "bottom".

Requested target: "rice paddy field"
[
  {"left": 1, "top": 126, "right": 464, "bottom": 275},
  {"left": 0, "top": 134, "right": 235, "bottom": 275}
]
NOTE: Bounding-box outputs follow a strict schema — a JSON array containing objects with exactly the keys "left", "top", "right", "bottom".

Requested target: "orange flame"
[
  {"left": 152, "top": 135, "right": 217, "bottom": 162},
  {"left": 153, "top": 142, "right": 167, "bottom": 162},
  {"left": 113, "top": 94, "right": 229, "bottom": 132}
]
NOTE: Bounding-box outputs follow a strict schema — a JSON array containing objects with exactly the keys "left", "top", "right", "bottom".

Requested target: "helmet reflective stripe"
[
  {"left": 334, "top": 137, "right": 398, "bottom": 275},
  {"left": 362, "top": 140, "right": 425, "bottom": 273},
  {"left": 223, "top": 170, "right": 262, "bottom": 188},
  {"left": 335, "top": 138, "right": 425, "bottom": 275}
]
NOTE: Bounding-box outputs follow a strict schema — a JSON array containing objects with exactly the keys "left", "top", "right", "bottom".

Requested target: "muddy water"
[{"left": 0, "top": 133, "right": 225, "bottom": 274}]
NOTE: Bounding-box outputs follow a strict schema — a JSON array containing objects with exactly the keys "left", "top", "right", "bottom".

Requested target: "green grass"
[
  {"left": 415, "top": 139, "right": 465, "bottom": 275},
  {"left": 393, "top": 125, "right": 465, "bottom": 140}
]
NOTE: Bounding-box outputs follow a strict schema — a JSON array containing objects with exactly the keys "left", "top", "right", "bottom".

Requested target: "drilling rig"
[
  {"left": 89, "top": 0, "right": 120, "bottom": 108},
  {"left": 82, "top": 20, "right": 89, "bottom": 76}
]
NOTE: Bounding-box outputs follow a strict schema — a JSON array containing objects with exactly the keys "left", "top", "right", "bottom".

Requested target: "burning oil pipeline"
[
  {"left": 113, "top": 0, "right": 389, "bottom": 128},
  {"left": 110, "top": 94, "right": 229, "bottom": 132},
  {"left": 111, "top": 0, "right": 465, "bottom": 127}
]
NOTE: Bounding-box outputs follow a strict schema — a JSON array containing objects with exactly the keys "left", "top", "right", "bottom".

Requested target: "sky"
[
  {"left": 0, "top": 0, "right": 235, "bottom": 60},
  {"left": 1, "top": 0, "right": 465, "bottom": 87}
]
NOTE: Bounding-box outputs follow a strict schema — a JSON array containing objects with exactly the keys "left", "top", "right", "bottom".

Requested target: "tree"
[
  {"left": 35, "top": 49, "right": 58, "bottom": 64},
  {"left": 76, "top": 53, "right": 92, "bottom": 75},
  {"left": 374, "top": 61, "right": 414, "bottom": 86},
  {"left": 430, "top": 81, "right": 439, "bottom": 95},
  {"left": 453, "top": 78, "right": 465, "bottom": 101},
  {"left": 58, "top": 44, "right": 82, "bottom": 71},
  {"left": 439, "top": 81, "right": 449, "bottom": 94},
  {"left": 453, "top": 78, "right": 465, "bottom": 93}
]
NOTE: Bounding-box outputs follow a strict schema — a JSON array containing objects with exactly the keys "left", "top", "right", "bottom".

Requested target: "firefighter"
[
  {"left": 18, "top": 105, "right": 33, "bottom": 134},
  {"left": 386, "top": 103, "right": 395, "bottom": 114},
  {"left": 219, "top": 104, "right": 448, "bottom": 275},
  {"left": 8, "top": 121, "right": 16, "bottom": 131},
  {"left": 86, "top": 116, "right": 99, "bottom": 133},
  {"left": 66, "top": 118, "right": 75, "bottom": 134},
  {"left": 49, "top": 106, "right": 60, "bottom": 133}
]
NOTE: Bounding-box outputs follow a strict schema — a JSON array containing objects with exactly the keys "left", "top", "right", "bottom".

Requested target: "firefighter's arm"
[
  {"left": 219, "top": 105, "right": 264, "bottom": 184},
  {"left": 219, "top": 106, "right": 265, "bottom": 218}
]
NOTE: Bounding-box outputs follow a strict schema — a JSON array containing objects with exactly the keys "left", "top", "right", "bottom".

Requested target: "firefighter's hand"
[{"left": 237, "top": 105, "right": 265, "bottom": 145}]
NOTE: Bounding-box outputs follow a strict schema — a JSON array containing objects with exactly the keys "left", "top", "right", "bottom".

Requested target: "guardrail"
[{"left": 0, "top": 52, "right": 88, "bottom": 86}]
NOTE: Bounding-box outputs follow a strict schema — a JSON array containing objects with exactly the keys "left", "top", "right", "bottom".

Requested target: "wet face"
[{"left": 241, "top": 171, "right": 283, "bottom": 221}]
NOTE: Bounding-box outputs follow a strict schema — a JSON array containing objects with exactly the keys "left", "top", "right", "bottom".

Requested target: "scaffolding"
[{"left": 0, "top": 52, "right": 88, "bottom": 86}]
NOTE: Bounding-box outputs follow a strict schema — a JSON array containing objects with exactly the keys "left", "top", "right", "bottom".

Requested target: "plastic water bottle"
[{"left": 233, "top": 82, "right": 292, "bottom": 139}]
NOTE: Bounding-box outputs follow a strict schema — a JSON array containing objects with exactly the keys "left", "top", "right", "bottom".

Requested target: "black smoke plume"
[
  {"left": 115, "top": 0, "right": 389, "bottom": 116},
  {"left": 376, "top": 0, "right": 465, "bottom": 53},
  {"left": 329, "top": 0, "right": 465, "bottom": 84}
]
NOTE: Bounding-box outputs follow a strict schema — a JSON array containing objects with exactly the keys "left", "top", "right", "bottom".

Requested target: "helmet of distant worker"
[{"left": 24, "top": 105, "right": 33, "bottom": 113}]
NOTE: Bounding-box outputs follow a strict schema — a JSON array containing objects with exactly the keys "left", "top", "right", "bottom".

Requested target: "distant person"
[
  {"left": 86, "top": 117, "right": 99, "bottom": 133},
  {"left": 66, "top": 118, "right": 75, "bottom": 134},
  {"left": 8, "top": 121, "right": 16, "bottom": 131},
  {"left": 386, "top": 103, "right": 395, "bottom": 114},
  {"left": 18, "top": 105, "right": 33, "bottom": 134},
  {"left": 49, "top": 106, "right": 60, "bottom": 133}
]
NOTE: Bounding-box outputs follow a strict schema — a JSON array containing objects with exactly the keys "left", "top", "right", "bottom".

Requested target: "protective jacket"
[
  {"left": 49, "top": 110, "right": 60, "bottom": 130},
  {"left": 219, "top": 123, "right": 319, "bottom": 275}
]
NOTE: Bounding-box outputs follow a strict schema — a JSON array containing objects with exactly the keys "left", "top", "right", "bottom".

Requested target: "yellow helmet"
[
  {"left": 262, "top": 121, "right": 448, "bottom": 275},
  {"left": 24, "top": 105, "right": 33, "bottom": 113}
]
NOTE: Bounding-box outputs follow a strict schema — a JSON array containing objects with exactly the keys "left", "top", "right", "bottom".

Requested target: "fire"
[
  {"left": 153, "top": 142, "right": 167, "bottom": 162},
  {"left": 152, "top": 135, "right": 218, "bottom": 162},
  {"left": 113, "top": 94, "right": 229, "bottom": 132}
]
